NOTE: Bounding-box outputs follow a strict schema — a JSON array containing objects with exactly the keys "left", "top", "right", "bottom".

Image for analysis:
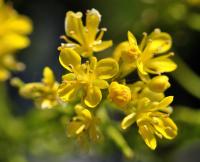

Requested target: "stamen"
[
  {"left": 139, "top": 32, "right": 148, "bottom": 51},
  {"left": 60, "top": 35, "right": 74, "bottom": 43},
  {"left": 96, "top": 28, "right": 106, "bottom": 41}
]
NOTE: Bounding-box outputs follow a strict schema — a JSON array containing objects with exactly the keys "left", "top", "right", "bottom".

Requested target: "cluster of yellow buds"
[
  {"left": 14, "top": 8, "right": 178, "bottom": 156},
  {"left": 0, "top": 0, "right": 32, "bottom": 81}
]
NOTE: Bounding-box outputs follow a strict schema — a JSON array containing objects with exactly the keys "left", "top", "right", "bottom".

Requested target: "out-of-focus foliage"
[
  {"left": 0, "top": 84, "right": 74, "bottom": 162},
  {"left": 88, "top": 0, "right": 200, "bottom": 35}
]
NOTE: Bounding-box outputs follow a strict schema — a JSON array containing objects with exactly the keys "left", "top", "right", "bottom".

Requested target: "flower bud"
[
  {"left": 108, "top": 82, "right": 131, "bottom": 107},
  {"left": 148, "top": 75, "right": 170, "bottom": 93}
]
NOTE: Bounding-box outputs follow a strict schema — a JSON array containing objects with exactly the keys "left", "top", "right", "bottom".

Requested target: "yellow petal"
[
  {"left": 62, "top": 73, "right": 76, "bottom": 81},
  {"left": 80, "top": 108, "right": 93, "bottom": 120},
  {"left": 89, "top": 56, "right": 97, "bottom": 70},
  {"left": 84, "top": 86, "right": 102, "bottom": 108},
  {"left": 157, "top": 96, "right": 174, "bottom": 109},
  {"left": 137, "top": 60, "right": 148, "bottom": 75},
  {"left": 153, "top": 117, "right": 177, "bottom": 140},
  {"left": 140, "top": 41, "right": 154, "bottom": 62},
  {"left": 65, "top": 11, "right": 85, "bottom": 44},
  {"left": 146, "top": 56, "right": 177, "bottom": 74},
  {"left": 42, "top": 67, "right": 55, "bottom": 86},
  {"left": 59, "top": 48, "right": 81, "bottom": 71},
  {"left": 163, "top": 118, "right": 178, "bottom": 138},
  {"left": 86, "top": 9, "right": 101, "bottom": 43},
  {"left": 2, "top": 55, "right": 25, "bottom": 71},
  {"left": 138, "top": 70, "right": 150, "bottom": 82},
  {"left": 121, "top": 113, "right": 136, "bottom": 130},
  {"left": 127, "top": 31, "right": 138, "bottom": 47},
  {"left": 67, "top": 121, "right": 85, "bottom": 137},
  {"left": 138, "top": 124, "right": 157, "bottom": 150},
  {"left": 149, "top": 29, "right": 172, "bottom": 54},
  {"left": 79, "top": 48, "right": 93, "bottom": 58},
  {"left": 93, "top": 79, "right": 109, "bottom": 89},
  {"left": 113, "top": 41, "right": 129, "bottom": 61},
  {"left": 95, "top": 58, "right": 119, "bottom": 80},
  {"left": 139, "top": 32, "right": 148, "bottom": 51},
  {"left": 0, "top": 68, "right": 10, "bottom": 81},
  {"left": 19, "top": 83, "right": 44, "bottom": 98},
  {"left": 5, "top": 16, "right": 32, "bottom": 34},
  {"left": 0, "top": 34, "right": 30, "bottom": 53},
  {"left": 74, "top": 104, "right": 85, "bottom": 115},
  {"left": 58, "top": 82, "right": 79, "bottom": 102},
  {"left": 93, "top": 40, "right": 113, "bottom": 52}
]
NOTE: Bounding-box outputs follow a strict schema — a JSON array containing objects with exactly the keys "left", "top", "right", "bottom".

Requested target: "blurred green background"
[{"left": 1, "top": 0, "right": 200, "bottom": 162}]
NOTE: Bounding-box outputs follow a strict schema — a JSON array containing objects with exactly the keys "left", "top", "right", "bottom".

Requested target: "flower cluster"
[
  {"left": 15, "top": 8, "right": 178, "bottom": 156},
  {"left": 110, "top": 28, "right": 177, "bottom": 150},
  {"left": 0, "top": 0, "right": 32, "bottom": 81},
  {"left": 12, "top": 67, "right": 59, "bottom": 109}
]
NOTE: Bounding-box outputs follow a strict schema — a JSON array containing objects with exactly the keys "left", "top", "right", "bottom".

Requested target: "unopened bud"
[
  {"left": 108, "top": 82, "right": 131, "bottom": 107},
  {"left": 148, "top": 75, "right": 170, "bottom": 93}
]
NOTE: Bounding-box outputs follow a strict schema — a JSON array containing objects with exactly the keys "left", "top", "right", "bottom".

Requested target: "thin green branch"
[
  {"left": 172, "top": 55, "right": 200, "bottom": 99},
  {"left": 174, "top": 106, "right": 200, "bottom": 125}
]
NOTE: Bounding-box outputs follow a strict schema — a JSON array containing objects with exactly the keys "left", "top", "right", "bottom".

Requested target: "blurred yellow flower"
[
  {"left": 58, "top": 48, "right": 119, "bottom": 108},
  {"left": 114, "top": 29, "right": 177, "bottom": 79},
  {"left": 58, "top": 8, "right": 112, "bottom": 57},
  {"left": 15, "top": 67, "right": 59, "bottom": 109},
  {"left": 67, "top": 104, "right": 101, "bottom": 143},
  {"left": 0, "top": 0, "right": 32, "bottom": 81},
  {"left": 121, "top": 96, "right": 177, "bottom": 150}
]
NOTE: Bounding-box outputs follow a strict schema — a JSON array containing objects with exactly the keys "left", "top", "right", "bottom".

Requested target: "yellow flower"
[
  {"left": 0, "top": 0, "right": 32, "bottom": 81},
  {"left": 113, "top": 32, "right": 141, "bottom": 78},
  {"left": 58, "top": 48, "right": 119, "bottom": 108},
  {"left": 121, "top": 96, "right": 177, "bottom": 150},
  {"left": 113, "top": 29, "right": 177, "bottom": 79},
  {"left": 17, "top": 67, "right": 59, "bottom": 109},
  {"left": 108, "top": 82, "right": 131, "bottom": 107},
  {"left": 67, "top": 104, "right": 101, "bottom": 142},
  {"left": 58, "top": 8, "right": 112, "bottom": 57}
]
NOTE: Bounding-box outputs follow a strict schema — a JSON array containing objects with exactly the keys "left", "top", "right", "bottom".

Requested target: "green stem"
[
  {"left": 173, "top": 106, "right": 200, "bottom": 125},
  {"left": 172, "top": 55, "right": 200, "bottom": 99},
  {"left": 98, "top": 107, "right": 134, "bottom": 159},
  {"left": 106, "top": 126, "right": 134, "bottom": 159}
]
